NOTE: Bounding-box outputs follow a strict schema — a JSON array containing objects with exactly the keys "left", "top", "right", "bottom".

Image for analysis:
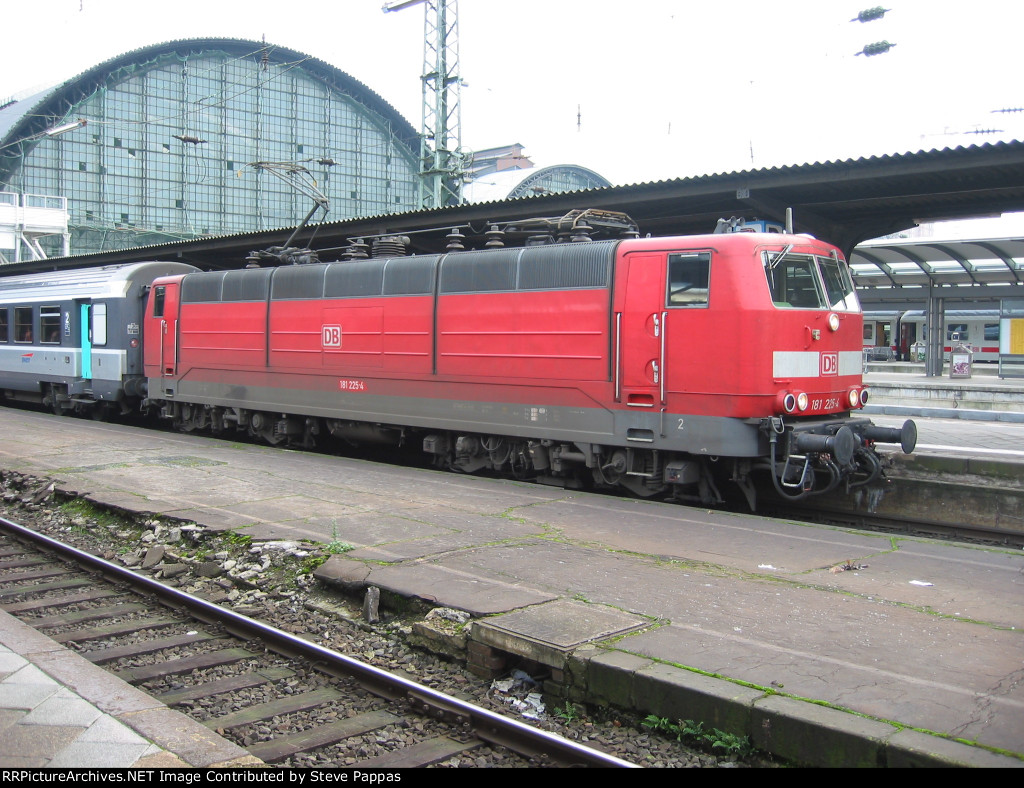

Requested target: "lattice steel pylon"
[{"left": 384, "top": 0, "right": 466, "bottom": 208}]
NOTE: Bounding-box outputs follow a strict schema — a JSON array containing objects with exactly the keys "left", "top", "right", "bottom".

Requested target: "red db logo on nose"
[{"left": 820, "top": 351, "right": 838, "bottom": 376}]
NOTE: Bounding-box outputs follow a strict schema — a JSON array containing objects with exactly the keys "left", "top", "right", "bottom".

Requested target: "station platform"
[
  {"left": 863, "top": 363, "right": 1024, "bottom": 423},
  {"left": 0, "top": 382, "right": 1022, "bottom": 768}
]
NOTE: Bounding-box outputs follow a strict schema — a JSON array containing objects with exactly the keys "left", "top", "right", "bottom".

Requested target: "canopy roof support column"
[{"left": 925, "top": 291, "right": 945, "bottom": 377}]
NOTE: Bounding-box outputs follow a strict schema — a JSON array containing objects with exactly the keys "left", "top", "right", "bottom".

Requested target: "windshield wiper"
[{"left": 768, "top": 244, "right": 794, "bottom": 270}]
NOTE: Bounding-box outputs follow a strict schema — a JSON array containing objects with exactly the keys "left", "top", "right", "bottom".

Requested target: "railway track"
[
  {"left": 765, "top": 500, "right": 1024, "bottom": 549},
  {"left": 0, "top": 515, "right": 639, "bottom": 769}
]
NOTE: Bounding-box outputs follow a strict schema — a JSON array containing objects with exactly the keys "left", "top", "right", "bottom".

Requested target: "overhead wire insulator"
[
  {"left": 852, "top": 6, "right": 890, "bottom": 23},
  {"left": 445, "top": 228, "right": 466, "bottom": 251},
  {"left": 856, "top": 40, "right": 896, "bottom": 57},
  {"left": 371, "top": 236, "right": 410, "bottom": 258}
]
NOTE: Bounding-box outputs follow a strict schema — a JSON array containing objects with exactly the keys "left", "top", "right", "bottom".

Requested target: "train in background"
[
  {"left": 0, "top": 212, "right": 916, "bottom": 509},
  {"left": 863, "top": 309, "right": 1001, "bottom": 361}
]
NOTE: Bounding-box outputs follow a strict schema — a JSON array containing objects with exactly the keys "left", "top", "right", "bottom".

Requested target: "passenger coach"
[{"left": 0, "top": 262, "right": 199, "bottom": 416}]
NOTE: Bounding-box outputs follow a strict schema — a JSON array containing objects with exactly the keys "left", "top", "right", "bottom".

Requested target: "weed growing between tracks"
[{"left": 643, "top": 716, "right": 755, "bottom": 759}]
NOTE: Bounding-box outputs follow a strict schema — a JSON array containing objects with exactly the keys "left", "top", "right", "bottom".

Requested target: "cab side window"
[
  {"left": 152, "top": 286, "right": 165, "bottom": 318},
  {"left": 667, "top": 252, "right": 710, "bottom": 306}
]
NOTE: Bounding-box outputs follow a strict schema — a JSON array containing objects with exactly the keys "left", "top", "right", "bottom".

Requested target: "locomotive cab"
[
  {"left": 611, "top": 232, "right": 914, "bottom": 504},
  {"left": 754, "top": 239, "right": 916, "bottom": 499}
]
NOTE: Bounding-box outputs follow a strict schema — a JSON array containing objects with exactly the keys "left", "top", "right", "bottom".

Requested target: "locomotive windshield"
[
  {"left": 763, "top": 250, "right": 859, "bottom": 311},
  {"left": 817, "top": 255, "right": 859, "bottom": 311}
]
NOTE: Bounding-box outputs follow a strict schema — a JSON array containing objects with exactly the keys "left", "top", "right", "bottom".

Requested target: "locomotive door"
[
  {"left": 617, "top": 252, "right": 665, "bottom": 408},
  {"left": 148, "top": 282, "right": 181, "bottom": 376}
]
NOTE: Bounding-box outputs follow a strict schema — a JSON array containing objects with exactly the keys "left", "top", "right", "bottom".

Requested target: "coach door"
[
  {"left": 78, "top": 303, "right": 93, "bottom": 380},
  {"left": 617, "top": 252, "right": 665, "bottom": 409}
]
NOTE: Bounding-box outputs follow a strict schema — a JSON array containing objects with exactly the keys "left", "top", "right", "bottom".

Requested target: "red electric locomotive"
[{"left": 140, "top": 213, "right": 915, "bottom": 508}]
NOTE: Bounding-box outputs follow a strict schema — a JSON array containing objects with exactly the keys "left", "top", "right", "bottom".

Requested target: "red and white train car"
[{"left": 142, "top": 229, "right": 915, "bottom": 506}]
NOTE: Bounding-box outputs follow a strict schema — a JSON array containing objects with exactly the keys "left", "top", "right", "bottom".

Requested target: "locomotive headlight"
[
  {"left": 828, "top": 313, "right": 841, "bottom": 332},
  {"left": 848, "top": 388, "right": 861, "bottom": 407},
  {"left": 778, "top": 390, "right": 810, "bottom": 413}
]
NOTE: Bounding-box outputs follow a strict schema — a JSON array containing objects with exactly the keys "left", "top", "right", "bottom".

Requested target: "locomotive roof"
[{"left": 0, "top": 261, "right": 197, "bottom": 303}]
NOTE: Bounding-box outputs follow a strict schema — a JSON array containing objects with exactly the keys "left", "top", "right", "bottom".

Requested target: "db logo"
[
  {"left": 820, "top": 351, "right": 839, "bottom": 376},
  {"left": 322, "top": 325, "right": 342, "bottom": 348}
]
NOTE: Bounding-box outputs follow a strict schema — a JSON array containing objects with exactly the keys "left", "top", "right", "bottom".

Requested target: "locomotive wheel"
[
  {"left": 615, "top": 449, "right": 666, "bottom": 498},
  {"left": 597, "top": 450, "right": 628, "bottom": 486},
  {"left": 248, "top": 412, "right": 283, "bottom": 445},
  {"left": 172, "top": 404, "right": 192, "bottom": 433},
  {"left": 620, "top": 475, "right": 667, "bottom": 498}
]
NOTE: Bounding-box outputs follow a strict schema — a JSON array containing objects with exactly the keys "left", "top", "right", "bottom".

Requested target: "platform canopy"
[
  {"left": 4, "top": 139, "right": 1024, "bottom": 278},
  {"left": 851, "top": 236, "right": 1024, "bottom": 307}
]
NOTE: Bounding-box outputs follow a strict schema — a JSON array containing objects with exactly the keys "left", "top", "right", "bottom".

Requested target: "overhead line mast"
[{"left": 384, "top": 0, "right": 466, "bottom": 208}]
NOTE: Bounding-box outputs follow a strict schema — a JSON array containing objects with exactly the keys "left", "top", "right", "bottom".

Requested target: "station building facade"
[{"left": 0, "top": 38, "right": 422, "bottom": 258}]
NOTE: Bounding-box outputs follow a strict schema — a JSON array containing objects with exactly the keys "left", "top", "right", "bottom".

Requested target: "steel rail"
[{"left": 0, "top": 515, "right": 640, "bottom": 768}]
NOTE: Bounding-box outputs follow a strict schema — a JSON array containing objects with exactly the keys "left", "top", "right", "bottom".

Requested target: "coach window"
[
  {"left": 92, "top": 303, "right": 108, "bottom": 346},
  {"left": 13, "top": 307, "right": 32, "bottom": 342},
  {"left": 152, "top": 286, "right": 165, "bottom": 317},
  {"left": 40, "top": 306, "right": 60, "bottom": 344},
  {"left": 667, "top": 252, "right": 710, "bottom": 306},
  {"left": 0, "top": 309, "right": 7, "bottom": 342}
]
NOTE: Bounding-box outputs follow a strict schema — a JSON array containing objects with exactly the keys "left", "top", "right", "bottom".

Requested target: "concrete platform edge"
[
  {"left": 0, "top": 609, "right": 262, "bottom": 768},
  {"left": 315, "top": 550, "right": 1024, "bottom": 768},
  {"left": 573, "top": 646, "right": 1023, "bottom": 768},
  {"left": 862, "top": 404, "right": 1024, "bottom": 423}
]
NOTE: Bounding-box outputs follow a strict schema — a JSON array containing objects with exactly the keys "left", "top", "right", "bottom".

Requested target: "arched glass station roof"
[
  {"left": 0, "top": 38, "right": 421, "bottom": 256},
  {"left": 462, "top": 164, "right": 611, "bottom": 203}
]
